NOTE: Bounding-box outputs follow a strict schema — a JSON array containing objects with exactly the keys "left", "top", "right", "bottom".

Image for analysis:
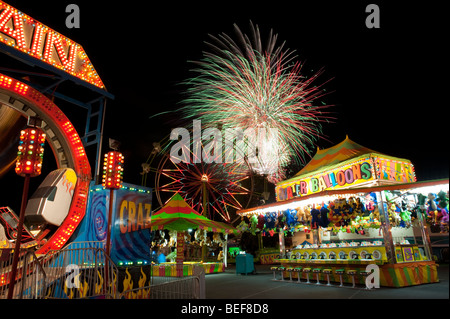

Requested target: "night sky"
[{"left": 3, "top": 0, "right": 448, "bottom": 189}]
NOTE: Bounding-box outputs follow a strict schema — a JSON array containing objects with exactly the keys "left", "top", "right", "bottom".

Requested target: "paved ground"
[{"left": 204, "top": 263, "right": 449, "bottom": 299}]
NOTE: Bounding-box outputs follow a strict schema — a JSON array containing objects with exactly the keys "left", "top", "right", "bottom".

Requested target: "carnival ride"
[
  {"left": 142, "top": 135, "right": 255, "bottom": 223},
  {"left": 0, "top": 1, "right": 113, "bottom": 254},
  {"left": 0, "top": 168, "right": 77, "bottom": 248},
  {"left": 0, "top": 1, "right": 133, "bottom": 299},
  {"left": 0, "top": 1, "right": 228, "bottom": 299}
]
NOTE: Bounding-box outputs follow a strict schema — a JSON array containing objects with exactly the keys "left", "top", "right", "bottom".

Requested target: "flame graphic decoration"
[
  {"left": 63, "top": 272, "right": 88, "bottom": 299},
  {"left": 119, "top": 267, "right": 150, "bottom": 299},
  {"left": 122, "top": 268, "right": 136, "bottom": 299},
  {"left": 61, "top": 169, "right": 77, "bottom": 196},
  {"left": 136, "top": 267, "right": 149, "bottom": 299},
  {"left": 95, "top": 270, "right": 103, "bottom": 295}
]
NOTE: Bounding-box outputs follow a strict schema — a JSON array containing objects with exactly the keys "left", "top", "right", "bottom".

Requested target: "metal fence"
[
  {"left": 2, "top": 242, "right": 206, "bottom": 299},
  {"left": 1, "top": 246, "right": 117, "bottom": 299},
  {"left": 120, "top": 264, "right": 206, "bottom": 299},
  {"left": 149, "top": 275, "right": 203, "bottom": 299},
  {"left": 0, "top": 248, "right": 47, "bottom": 299},
  {"left": 63, "top": 241, "right": 105, "bottom": 250},
  {"left": 42, "top": 247, "right": 118, "bottom": 299}
]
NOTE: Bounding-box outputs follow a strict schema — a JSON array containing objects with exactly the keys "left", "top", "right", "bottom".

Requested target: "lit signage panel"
[{"left": 0, "top": 1, "right": 104, "bottom": 88}]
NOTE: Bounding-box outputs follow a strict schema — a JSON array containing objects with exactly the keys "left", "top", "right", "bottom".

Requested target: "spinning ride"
[{"left": 0, "top": 1, "right": 113, "bottom": 254}]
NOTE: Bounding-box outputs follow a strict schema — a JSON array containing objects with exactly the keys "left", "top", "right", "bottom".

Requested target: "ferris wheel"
[{"left": 142, "top": 136, "right": 254, "bottom": 222}]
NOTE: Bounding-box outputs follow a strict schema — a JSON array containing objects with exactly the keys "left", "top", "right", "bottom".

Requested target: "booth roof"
[
  {"left": 291, "top": 136, "right": 411, "bottom": 180},
  {"left": 151, "top": 193, "right": 238, "bottom": 234}
]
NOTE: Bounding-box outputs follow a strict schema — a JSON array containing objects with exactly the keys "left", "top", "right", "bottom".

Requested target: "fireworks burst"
[{"left": 181, "top": 22, "right": 332, "bottom": 183}]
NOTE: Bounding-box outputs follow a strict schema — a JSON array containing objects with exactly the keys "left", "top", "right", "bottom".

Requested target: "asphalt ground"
[{"left": 205, "top": 263, "right": 449, "bottom": 299}]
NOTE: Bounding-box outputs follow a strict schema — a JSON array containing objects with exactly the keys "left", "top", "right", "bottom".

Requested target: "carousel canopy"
[{"left": 151, "top": 193, "right": 238, "bottom": 234}]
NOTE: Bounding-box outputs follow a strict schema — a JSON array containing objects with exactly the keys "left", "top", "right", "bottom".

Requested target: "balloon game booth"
[{"left": 237, "top": 137, "right": 448, "bottom": 288}]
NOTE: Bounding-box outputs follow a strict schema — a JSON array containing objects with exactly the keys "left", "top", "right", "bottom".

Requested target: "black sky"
[{"left": 3, "top": 0, "right": 448, "bottom": 187}]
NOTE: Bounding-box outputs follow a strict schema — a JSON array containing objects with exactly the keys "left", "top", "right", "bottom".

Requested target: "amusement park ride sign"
[
  {"left": 0, "top": 1, "right": 104, "bottom": 88},
  {"left": 276, "top": 157, "right": 416, "bottom": 201}
]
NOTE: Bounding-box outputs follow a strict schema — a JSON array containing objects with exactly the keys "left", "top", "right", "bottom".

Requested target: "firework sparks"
[{"left": 181, "top": 22, "right": 332, "bottom": 183}]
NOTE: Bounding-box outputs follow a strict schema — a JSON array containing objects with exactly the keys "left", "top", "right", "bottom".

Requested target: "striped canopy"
[
  {"left": 150, "top": 193, "right": 238, "bottom": 234},
  {"left": 295, "top": 136, "right": 392, "bottom": 177}
]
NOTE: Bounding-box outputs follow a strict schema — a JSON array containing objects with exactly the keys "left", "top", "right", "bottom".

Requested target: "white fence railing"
[
  {"left": 1, "top": 242, "right": 206, "bottom": 299},
  {"left": 41, "top": 247, "right": 118, "bottom": 299},
  {"left": 120, "top": 264, "right": 206, "bottom": 299},
  {"left": 0, "top": 248, "right": 47, "bottom": 299},
  {"left": 1, "top": 246, "right": 118, "bottom": 299}
]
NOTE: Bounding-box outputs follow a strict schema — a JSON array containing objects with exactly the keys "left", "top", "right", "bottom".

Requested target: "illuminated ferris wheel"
[{"left": 142, "top": 136, "right": 254, "bottom": 222}]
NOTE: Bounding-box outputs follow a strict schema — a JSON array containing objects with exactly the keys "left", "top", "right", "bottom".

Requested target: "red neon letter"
[
  {"left": 0, "top": 8, "right": 26, "bottom": 49},
  {"left": 43, "top": 31, "right": 78, "bottom": 72}
]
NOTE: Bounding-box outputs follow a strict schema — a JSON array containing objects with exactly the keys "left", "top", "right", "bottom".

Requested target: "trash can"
[{"left": 235, "top": 253, "right": 255, "bottom": 275}]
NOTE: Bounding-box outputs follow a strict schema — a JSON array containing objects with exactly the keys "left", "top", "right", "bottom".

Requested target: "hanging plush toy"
[
  {"left": 249, "top": 215, "right": 258, "bottom": 235},
  {"left": 330, "top": 209, "right": 342, "bottom": 226},
  {"left": 340, "top": 199, "right": 351, "bottom": 226},
  {"left": 399, "top": 210, "right": 412, "bottom": 227},
  {"left": 194, "top": 228, "right": 205, "bottom": 244},
  {"left": 184, "top": 230, "right": 191, "bottom": 243},
  {"left": 437, "top": 191, "right": 449, "bottom": 211},
  {"left": 319, "top": 205, "right": 330, "bottom": 227},
  {"left": 277, "top": 213, "right": 286, "bottom": 230},
  {"left": 296, "top": 206, "right": 306, "bottom": 224},
  {"left": 426, "top": 193, "right": 439, "bottom": 223},
  {"left": 426, "top": 193, "right": 445, "bottom": 233},
  {"left": 217, "top": 250, "right": 224, "bottom": 261},
  {"left": 355, "top": 197, "right": 365, "bottom": 216},
  {"left": 257, "top": 214, "right": 265, "bottom": 230},
  {"left": 284, "top": 208, "right": 298, "bottom": 228},
  {"left": 437, "top": 191, "right": 449, "bottom": 233},
  {"left": 347, "top": 197, "right": 356, "bottom": 218},
  {"left": 265, "top": 213, "right": 277, "bottom": 229},
  {"left": 168, "top": 230, "right": 177, "bottom": 246},
  {"left": 304, "top": 206, "right": 312, "bottom": 226},
  {"left": 310, "top": 206, "right": 321, "bottom": 229},
  {"left": 365, "top": 193, "right": 377, "bottom": 212},
  {"left": 236, "top": 220, "right": 248, "bottom": 233},
  {"left": 212, "top": 233, "right": 221, "bottom": 244},
  {"left": 291, "top": 208, "right": 299, "bottom": 226},
  {"left": 370, "top": 205, "right": 380, "bottom": 221},
  {"left": 440, "top": 210, "right": 449, "bottom": 233},
  {"left": 386, "top": 202, "right": 398, "bottom": 226},
  {"left": 329, "top": 199, "right": 343, "bottom": 226},
  {"left": 398, "top": 200, "right": 412, "bottom": 228},
  {"left": 417, "top": 193, "right": 427, "bottom": 217}
]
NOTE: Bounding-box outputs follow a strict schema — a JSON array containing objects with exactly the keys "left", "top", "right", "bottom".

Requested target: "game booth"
[
  {"left": 148, "top": 193, "right": 237, "bottom": 277},
  {"left": 237, "top": 137, "right": 448, "bottom": 288}
]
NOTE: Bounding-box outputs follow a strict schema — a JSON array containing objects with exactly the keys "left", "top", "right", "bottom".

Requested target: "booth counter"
[{"left": 153, "top": 262, "right": 225, "bottom": 276}]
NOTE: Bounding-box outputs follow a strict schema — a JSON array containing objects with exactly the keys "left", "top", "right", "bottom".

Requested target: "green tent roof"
[{"left": 151, "top": 193, "right": 238, "bottom": 234}]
